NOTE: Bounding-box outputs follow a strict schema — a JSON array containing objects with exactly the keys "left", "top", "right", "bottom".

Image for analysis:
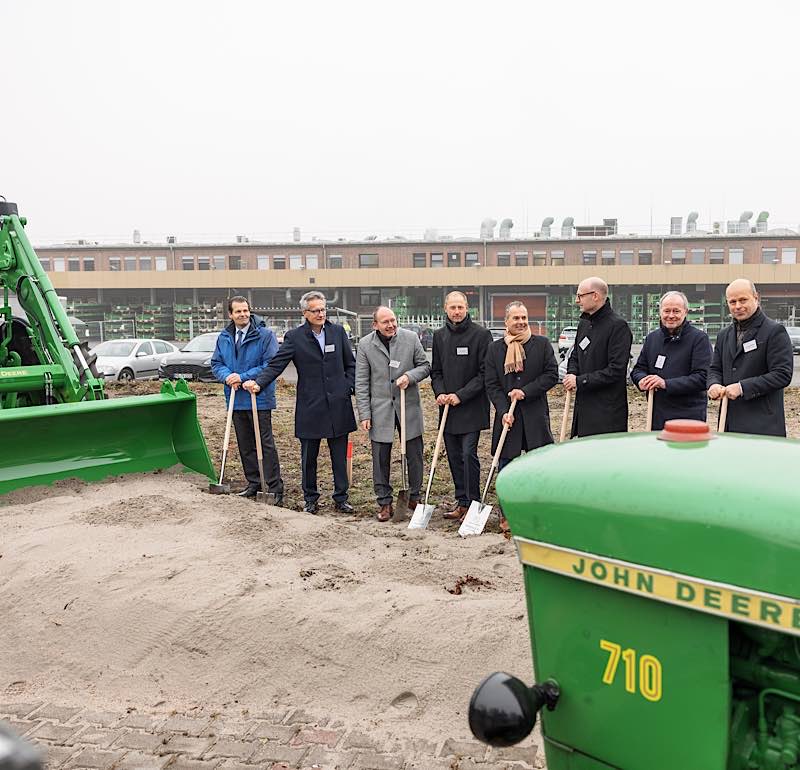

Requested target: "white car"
[
  {"left": 92, "top": 338, "right": 178, "bottom": 382},
  {"left": 557, "top": 327, "right": 578, "bottom": 355},
  {"left": 558, "top": 345, "right": 634, "bottom": 383}
]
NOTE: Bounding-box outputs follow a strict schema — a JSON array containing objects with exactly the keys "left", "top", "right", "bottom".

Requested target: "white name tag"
[
  {"left": 743, "top": 339, "right": 757, "bottom": 352},
  {"left": 324, "top": 344, "right": 335, "bottom": 353},
  {"left": 579, "top": 336, "right": 590, "bottom": 350},
  {"left": 655, "top": 354, "right": 666, "bottom": 369},
  {"left": 389, "top": 360, "right": 401, "bottom": 368},
  {"left": 456, "top": 347, "right": 469, "bottom": 356}
]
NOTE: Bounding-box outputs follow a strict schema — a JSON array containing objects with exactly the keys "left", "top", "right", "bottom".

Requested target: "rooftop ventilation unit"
[
  {"left": 670, "top": 217, "right": 682, "bottom": 235},
  {"left": 167, "top": 235, "right": 176, "bottom": 244},
  {"left": 236, "top": 235, "right": 249, "bottom": 244},
  {"left": 293, "top": 227, "right": 301, "bottom": 242},
  {"left": 686, "top": 212, "right": 699, "bottom": 233},
  {"left": 498, "top": 218, "right": 514, "bottom": 239},
  {"left": 756, "top": 211, "right": 769, "bottom": 233},
  {"left": 424, "top": 228, "right": 439, "bottom": 240},
  {"left": 480, "top": 218, "right": 497, "bottom": 239},
  {"left": 561, "top": 217, "right": 574, "bottom": 238},
  {"left": 541, "top": 217, "right": 554, "bottom": 238},
  {"left": 133, "top": 229, "right": 141, "bottom": 244}
]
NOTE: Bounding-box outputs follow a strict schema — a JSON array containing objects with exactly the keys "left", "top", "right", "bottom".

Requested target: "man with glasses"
[
  {"left": 631, "top": 291, "right": 712, "bottom": 430},
  {"left": 563, "top": 277, "right": 632, "bottom": 437},
  {"left": 244, "top": 291, "right": 357, "bottom": 513}
]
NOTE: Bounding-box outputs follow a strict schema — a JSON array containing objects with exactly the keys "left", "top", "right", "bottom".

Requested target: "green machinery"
[
  {"left": 469, "top": 420, "right": 800, "bottom": 769},
  {"left": 0, "top": 199, "right": 215, "bottom": 493}
]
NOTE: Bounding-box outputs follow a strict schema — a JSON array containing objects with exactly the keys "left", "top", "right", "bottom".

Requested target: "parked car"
[
  {"left": 489, "top": 327, "right": 506, "bottom": 342},
  {"left": 783, "top": 325, "right": 800, "bottom": 354},
  {"left": 91, "top": 338, "right": 178, "bottom": 382},
  {"left": 557, "top": 326, "right": 578, "bottom": 356},
  {"left": 158, "top": 332, "right": 221, "bottom": 382},
  {"left": 403, "top": 323, "right": 433, "bottom": 350},
  {"left": 558, "top": 344, "right": 634, "bottom": 383}
]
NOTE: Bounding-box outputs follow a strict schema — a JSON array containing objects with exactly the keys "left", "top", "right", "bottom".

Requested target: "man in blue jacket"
[
  {"left": 211, "top": 296, "right": 283, "bottom": 500},
  {"left": 244, "top": 291, "right": 357, "bottom": 514},
  {"left": 631, "top": 291, "right": 712, "bottom": 430}
]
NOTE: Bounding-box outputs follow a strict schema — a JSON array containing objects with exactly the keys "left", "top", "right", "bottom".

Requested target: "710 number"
[{"left": 599, "top": 639, "right": 662, "bottom": 702}]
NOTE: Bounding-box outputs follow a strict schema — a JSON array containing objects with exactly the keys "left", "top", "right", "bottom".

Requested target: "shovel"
[
  {"left": 409, "top": 403, "right": 449, "bottom": 530},
  {"left": 394, "top": 386, "right": 411, "bottom": 519},
  {"left": 559, "top": 388, "right": 572, "bottom": 443},
  {"left": 459, "top": 398, "right": 518, "bottom": 538},
  {"left": 249, "top": 390, "right": 275, "bottom": 505},
  {"left": 718, "top": 394, "right": 729, "bottom": 433},
  {"left": 208, "top": 386, "right": 237, "bottom": 494},
  {"left": 645, "top": 388, "right": 654, "bottom": 432}
]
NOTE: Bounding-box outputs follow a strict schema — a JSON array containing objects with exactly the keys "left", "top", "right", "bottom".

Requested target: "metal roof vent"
[
  {"left": 561, "top": 217, "right": 574, "bottom": 238},
  {"left": 132, "top": 229, "right": 141, "bottom": 244},
  {"left": 670, "top": 217, "right": 682, "bottom": 235},
  {"left": 480, "top": 218, "right": 497, "bottom": 239},
  {"left": 424, "top": 228, "right": 439, "bottom": 240},
  {"left": 686, "top": 212, "right": 699, "bottom": 233},
  {"left": 498, "top": 218, "right": 514, "bottom": 239},
  {"left": 756, "top": 211, "right": 769, "bottom": 233},
  {"left": 541, "top": 217, "right": 554, "bottom": 238},
  {"left": 293, "top": 227, "right": 301, "bottom": 242}
]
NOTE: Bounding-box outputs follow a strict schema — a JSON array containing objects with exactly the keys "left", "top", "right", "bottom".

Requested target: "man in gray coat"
[{"left": 355, "top": 306, "right": 431, "bottom": 521}]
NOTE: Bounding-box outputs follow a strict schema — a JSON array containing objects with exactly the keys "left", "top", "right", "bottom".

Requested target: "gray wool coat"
[{"left": 355, "top": 328, "right": 431, "bottom": 443}]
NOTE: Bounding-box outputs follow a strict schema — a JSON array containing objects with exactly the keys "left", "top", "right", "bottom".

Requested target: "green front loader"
[{"left": 0, "top": 198, "right": 215, "bottom": 494}]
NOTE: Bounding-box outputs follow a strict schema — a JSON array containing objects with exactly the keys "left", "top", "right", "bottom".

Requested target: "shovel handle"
[
  {"left": 251, "top": 390, "right": 269, "bottom": 501},
  {"left": 559, "top": 389, "right": 572, "bottom": 443},
  {"left": 218, "top": 387, "right": 237, "bottom": 485},
  {"left": 399, "top": 385, "right": 407, "bottom": 457},
  {"left": 645, "top": 388, "right": 654, "bottom": 432},
  {"left": 423, "top": 403, "right": 449, "bottom": 506},
  {"left": 719, "top": 394, "right": 729, "bottom": 433},
  {"left": 481, "top": 398, "right": 518, "bottom": 504}
]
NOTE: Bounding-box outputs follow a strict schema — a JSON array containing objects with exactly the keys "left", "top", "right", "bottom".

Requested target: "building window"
[
  {"left": 329, "top": 255, "right": 343, "bottom": 269},
  {"left": 359, "top": 253, "right": 378, "bottom": 268},
  {"left": 514, "top": 252, "right": 529, "bottom": 266},
  {"left": 257, "top": 255, "right": 269, "bottom": 270},
  {"left": 782, "top": 248, "right": 797, "bottom": 264},
  {"left": 360, "top": 288, "right": 380, "bottom": 306},
  {"left": 690, "top": 249, "right": 704, "bottom": 265},
  {"left": 124, "top": 257, "right": 137, "bottom": 271},
  {"left": 181, "top": 256, "right": 195, "bottom": 270},
  {"left": 447, "top": 251, "right": 461, "bottom": 267},
  {"left": 197, "top": 256, "right": 211, "bottom": 270},
  {"left": 40, "top": 258, "right": 51, "bottom": 271},
  {"left": 68, "top": 258, "right": 80, "bottom": 272},
  {"left": 465, "top": 251, "right": 479, "bottom": 267},
  {"left": 709, "top": 249, "right": 724, "bottom": 264},
  {"left": 620, "top": 250, "right": 634, "bottom": 265},
  {"left": 496, "top": 252, "right": 511, "bottom": 266},
  {"left": 531, "top": 251, "right": 545, "bottom": 266},
  {"left": 109, "top": 257, "right": 121, "bottom": 271},
  {"left": 413, "top": 252, "right": 426, "bottom": 268},
  {"left": 601, "top": 250, "right": 615, "bottom": 266},
  {"left": 671, "top": 249, "right": 686, "bottom": 265},
  {"left": 430, "top": 252, "right": 443, "bottom": 267},
  {"left": 638, "top": 250, "right": 653, "bottom": 265},
  {"left": 213, "top": 255, "right": 225, "bottom": 270},
  {"left": 53, "top": 258, "right": 65, "bottom": 272},
  {"left": 762, "top": 247, "right": 778, "bottom": 264},
  {"left": 290, "top": 255, "right": 303, "bottom": 270},
  {"left": 140, "top": 256, "right": 152, "bottom": 271},
  {"left": 229, "top": 255, "right": 243, "bottom": 270},
  {"left": 306, "top": 255, "right": 319, "bottom": 270},
  {"left": 729, "top": 248, "right": 743, "bottom": 265},
  {"left": 582, "top": 250, "right": 597, "bottom": 265},
  {"left": 550, "top": 250, "right": 564, "bottom": 266},
  {"left": 156, "top": 256, "right": 167, "bottom": 271},
  {"left": 273, "top": 256, "right": 286, "bottom": 270},
  {"left": 83, "top": 257, "right": 95, "bottom": 272}
]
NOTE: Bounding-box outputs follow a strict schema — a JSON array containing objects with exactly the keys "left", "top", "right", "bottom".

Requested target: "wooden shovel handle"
[
  {"left": 218, "top": 388, "right": 237, "bottom": 484},
  {"left": 719, "top": 395, "right": 729, "bottom": 433},
  {"left": 423, "top": 403, "right": 449, "bottom": 506},
  {"left": 645, "top": 388, "right": 654, "bottom": 432},
  {"left": 399, "top": 386, "right": 407, "bottom": 457},
  {"left": 559, "top": 389, "right": 572, "bottom": 443}
]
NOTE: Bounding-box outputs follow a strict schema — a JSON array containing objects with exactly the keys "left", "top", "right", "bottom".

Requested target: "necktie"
[{"left": 235, "top": 330, "right": 243, "bottom": 357}]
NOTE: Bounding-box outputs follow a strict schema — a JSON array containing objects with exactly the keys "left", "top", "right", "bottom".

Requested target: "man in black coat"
[
  {"left": 631, "top": 290, "right": 712, "bottom": 430},
  {"left": 564, "top": 277, "right": 633, "bottom": 437},
  {"left": 707, "top": 278, "right": 793, "bottom": 436},
  {"left": 244, "top": 291, "right": 357, "bottom": 513},
  {"left": 431, "top": 291, "right": 493, "bottom": 521},
  {"left": 485, "top": 301, "right": 558, "bottom": 475}
]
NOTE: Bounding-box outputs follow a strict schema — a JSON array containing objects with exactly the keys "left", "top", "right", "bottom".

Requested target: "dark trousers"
[
  {"left": 300, "top": 434, "right": 350, "bottom": 504},
  {"left": 498, "top": 419, "right": 530, "bottom": 472},
  {"left": 443, "top": 430, "right": 481, "bottom": 506},
  {"left": 371, "top": 434, "right": 423, "bottom": 505},
  {"left": 232, "top": 409, "right": 283, "bottom": 494}
]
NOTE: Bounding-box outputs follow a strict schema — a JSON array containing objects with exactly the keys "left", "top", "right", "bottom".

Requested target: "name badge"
[
  {"left": 456, "top": 347, "right": 468, "bottom": 356},
  {"left": 389, "top": 360, "right": 400, "bottom": 368},
  {"left": 324, "top": 344, "right": 335, "bottom": 353},
  {"left": 743, "top": 339, "right": 757, "bottom": 353},
  {"left": 655, "top": 354, "right": 666, "bottom": 369},
  {"left": 579, "top": 336, "right": 590, "bottom": 350}
]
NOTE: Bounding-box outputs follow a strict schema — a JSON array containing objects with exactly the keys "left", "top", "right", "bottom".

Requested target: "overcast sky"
[{"left": 5, "top": 1, "right": 800, "bottom": 244}]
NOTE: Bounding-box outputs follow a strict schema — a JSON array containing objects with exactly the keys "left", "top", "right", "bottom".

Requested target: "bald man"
[
  {"left": 564, "top": 277, "right": 633, "bottom": 437},
  {"left": 707, "top": 278, "right": 793, "bottom": 436}
]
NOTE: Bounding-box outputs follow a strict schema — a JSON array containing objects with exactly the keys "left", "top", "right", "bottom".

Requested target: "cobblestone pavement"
[{"left": 1, "top": 702, "right": 544, "bottom": 770}]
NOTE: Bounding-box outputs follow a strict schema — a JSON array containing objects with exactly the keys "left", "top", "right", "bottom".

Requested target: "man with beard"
[
  {"left": 431, "top": 291, "right": 493, "bottom": 522},
  {"left": 631, "top": 290, "right": 712, "bottom": 430}
]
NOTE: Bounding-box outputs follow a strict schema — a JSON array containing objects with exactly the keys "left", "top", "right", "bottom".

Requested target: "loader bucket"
[{"left": 0, "top": 380, "right": 215, "bottom": 495}]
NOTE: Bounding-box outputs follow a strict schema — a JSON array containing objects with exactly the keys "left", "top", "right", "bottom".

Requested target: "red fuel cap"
[{"left": 658, "top": 419, "right": 715, "bottom": 442}]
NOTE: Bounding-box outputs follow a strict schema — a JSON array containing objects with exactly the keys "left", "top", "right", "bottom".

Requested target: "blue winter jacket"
[{"left": 211, "top": 321, "right": 278, "bottom": 410}]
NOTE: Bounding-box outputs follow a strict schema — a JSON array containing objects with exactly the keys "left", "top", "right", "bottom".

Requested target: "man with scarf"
[
  {"left": 431, "top": 291, "right": 493, "bottom": 522},
  {"left": 707, "top": 278, "right": 793, "bottom": 436},
  {"left": 631, "top": 290, "right": 712, "bottom": 430},
  {"left": 564, "top": 276, "right": 633, "bottom": 437}
]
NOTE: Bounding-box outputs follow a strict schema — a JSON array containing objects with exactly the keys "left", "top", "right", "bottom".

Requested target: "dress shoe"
[
  {"left": 377, "top": 503, "right": 393, "bottom": 522},
  {"left": 303, "top": 501, "right": 319, "bottom": 514},
  {"left": 443, "top": 505, "right": 469, "bottom": 521},
  {"left": 238, "top": 485, "right": 259, "bottom": 499},
  {"left": 334, "top": 501, "right": 354, "bottom": 513},
  {"left": 272, "top": 495, "right": 284, "bottom": 507},
  {"left": 408, "top": 497, "right": 420, "bottom": 508}
]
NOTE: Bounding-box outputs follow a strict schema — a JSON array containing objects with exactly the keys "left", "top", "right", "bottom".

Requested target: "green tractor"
[{"left": 0, "top": 198, "right": 215, "bottom": 494}]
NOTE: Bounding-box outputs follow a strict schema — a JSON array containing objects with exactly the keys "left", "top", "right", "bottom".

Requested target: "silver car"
[{"left": 92, "top": 338, "right": 178, "bottom": 382}]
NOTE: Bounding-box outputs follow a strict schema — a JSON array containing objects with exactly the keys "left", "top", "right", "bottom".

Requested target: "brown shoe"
[
  {"left": 443, "top": 505, "right": 468, "bottom": 521},
  {"left": 377, "top": 503, "right": 393, "bottom": 522}
]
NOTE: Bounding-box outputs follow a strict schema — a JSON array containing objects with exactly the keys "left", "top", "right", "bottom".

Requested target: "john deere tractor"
[{"left": 0, "top": 198, "right": 215, "bottom": 493}]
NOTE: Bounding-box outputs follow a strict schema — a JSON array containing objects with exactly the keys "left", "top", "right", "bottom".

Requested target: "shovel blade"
[
  {"left": 408, "top": 503, "right": 435, "bottom": 530},
  {"left": 208, "top": 483, "right": 231, "bottom": 495},
  {"left": 394, "top": 489, "right": 410, "bottom": 520},
  {"left": 458, "top": 502, "right": 493, "bottom": 537},
  {"left": 257, "top": 491, "right": 277, "bottom": 505}
]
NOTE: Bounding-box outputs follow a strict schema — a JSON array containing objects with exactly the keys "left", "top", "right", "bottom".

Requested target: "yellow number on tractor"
[{"left": 599, "top": 640, "right": 662, "bottom": 702}]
